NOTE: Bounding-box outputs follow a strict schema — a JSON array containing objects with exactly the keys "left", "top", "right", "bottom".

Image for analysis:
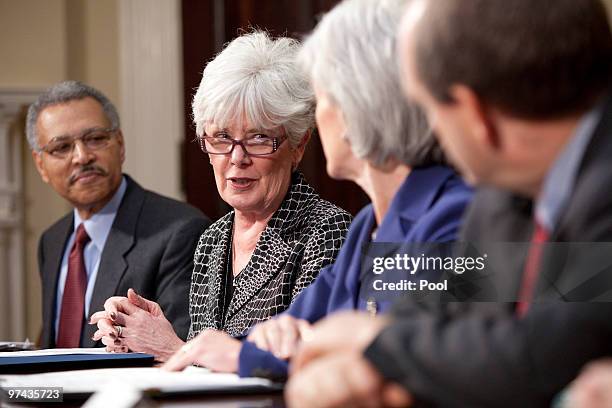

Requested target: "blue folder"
[{"left": 0, "top": 352, "right": 154, "bottom": 374}]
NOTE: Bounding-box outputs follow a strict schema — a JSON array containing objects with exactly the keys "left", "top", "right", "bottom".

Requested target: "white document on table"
[{"left": 0, "top": 366, "right": 278, "bottom": 395}]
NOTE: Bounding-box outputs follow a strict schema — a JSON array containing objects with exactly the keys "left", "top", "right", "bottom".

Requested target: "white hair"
[
  {"left": 192, "top": 31, "right": 315, "bottom": 148},
  {"left": 299, "top": 0, "right": 444, "bottom": 167}
]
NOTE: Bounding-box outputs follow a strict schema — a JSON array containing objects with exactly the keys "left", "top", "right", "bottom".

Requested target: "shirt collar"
[
  {"left": 73, "top": 176, "right": 127, "bottom": 251},
  {"left": 535, "top": 104, "right": 604, "bottom": 231},
  {"left": 386, "top": 165, "right": 455, "bottom": 222},
  {"left": 376, "top": 166, "right": 455, "bottom": 240}
]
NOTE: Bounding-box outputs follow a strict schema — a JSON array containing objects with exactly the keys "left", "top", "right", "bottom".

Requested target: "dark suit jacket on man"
[
  {"left": 38, "top": 175, "right": 210, "bottom": 348},
  {"left": 364, "top": 94, "right": 612, "bottom": 407}
]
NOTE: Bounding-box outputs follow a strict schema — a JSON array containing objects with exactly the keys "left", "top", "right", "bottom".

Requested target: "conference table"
[
  {"left": 0, "top": 348, "right": 286, "bottom": 407},
  {"left": 2, "top": 392, "right": 285, "bottom": 407}
]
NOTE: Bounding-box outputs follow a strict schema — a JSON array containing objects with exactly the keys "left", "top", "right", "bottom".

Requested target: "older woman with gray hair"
[
  {"left": 90, "top": 31, "right": 352, "bottom": 362},
  {"left": 162, "top": 0, "right": 472, "bottom": 378}
]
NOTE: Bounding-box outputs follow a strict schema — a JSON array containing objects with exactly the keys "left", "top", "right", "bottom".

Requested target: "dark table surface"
[{"left": 2, "top": 391, "right": 286, "bottom": 407}]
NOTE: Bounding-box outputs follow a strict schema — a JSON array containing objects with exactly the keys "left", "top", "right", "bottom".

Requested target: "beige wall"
[
  {"left": 0, "top": 0, "right": 67, "bottom": 88},
  {"left": 0, "top": 0, "right": 119, "bottom": 96},
  {"left": 0, "top": 0, "right": 119, "bottom": 341},
  {"left": 65, "top": 0, "right": 120, "bottom": 108}
]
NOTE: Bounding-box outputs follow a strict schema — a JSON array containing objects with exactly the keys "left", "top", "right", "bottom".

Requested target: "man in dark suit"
[
  {"left": 285, "top": 0, "right": 612, "bottom": 407},
  {"left": 27, "top": 80, "right": 210, "bottom": 349}
]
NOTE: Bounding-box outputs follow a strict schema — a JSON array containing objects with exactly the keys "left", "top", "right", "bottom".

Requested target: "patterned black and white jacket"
[{"left": 188, "top": 172, "right": 352, "bottom": 338}]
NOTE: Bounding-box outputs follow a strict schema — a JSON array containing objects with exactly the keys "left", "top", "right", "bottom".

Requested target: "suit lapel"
[
  {"left": 81, "top": 177, "right": 143, "bottom": 346},
  {"left": 381, "top": 166, "right": 454, "bottom": 238},
  {"left": 537, "top": 95, "right": 612, "bottom": 297},
  {"left": 41, "top": 214, "right": 73, "bottom": 348}
]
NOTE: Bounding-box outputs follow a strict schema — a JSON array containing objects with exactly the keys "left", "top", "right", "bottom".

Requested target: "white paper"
[
  {"left": 82, "top": 382, "right": 144, "bottom": 408},
  {"left": 0, "top": 366, "right": 276, "bottom": 394}
]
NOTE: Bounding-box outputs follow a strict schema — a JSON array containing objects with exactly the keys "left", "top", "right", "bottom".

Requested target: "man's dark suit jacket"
[
  {"left": 364, "top": 94, "right": 612, "bottom": 407},
  {"left": 38, "top": 175, "right": 210, "bottom": 348}
]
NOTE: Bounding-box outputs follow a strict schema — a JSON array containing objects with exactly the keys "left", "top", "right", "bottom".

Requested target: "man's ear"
[
  {"left": 449, "top": 85, "right": 500, "bottom": 150},
  {"left": 116, "top": 130, "right": 126, "bottom": 163},
  {"left": 32, "top": 150, "right": 50, "bottom": 184}
]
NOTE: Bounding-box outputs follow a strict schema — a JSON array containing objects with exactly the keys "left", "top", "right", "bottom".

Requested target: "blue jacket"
[{"left": 238, "top": 166, "right": 473, "bottom": 379}]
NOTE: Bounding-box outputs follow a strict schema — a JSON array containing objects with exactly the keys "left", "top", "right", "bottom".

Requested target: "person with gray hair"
[
  {"left": 26, "top": 81, "right": 120, "bottom": 152},
  {"left": 29, "top": 80, "right": 210, "bottom": 349},
  {"left": 92, "top": 31, "right": 352, "bottom": 362},
  {"left": 160, "top": 0, "right": 471, "bottom": 378},
  {"left": 287, "top": 0, "right": 612, "bottom": 406}
]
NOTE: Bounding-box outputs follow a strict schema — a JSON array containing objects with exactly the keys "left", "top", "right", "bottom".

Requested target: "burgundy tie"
[
  {"left": 516, "top": 221, "right": 550, "bottom": 318},
  {"left": 56, "top": 224, "right": 91, "bottom": 348}
]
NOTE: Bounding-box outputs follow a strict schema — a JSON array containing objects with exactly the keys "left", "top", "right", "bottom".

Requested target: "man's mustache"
[{"left": 69, "top": 165, "right": 108, "bottom": 185}]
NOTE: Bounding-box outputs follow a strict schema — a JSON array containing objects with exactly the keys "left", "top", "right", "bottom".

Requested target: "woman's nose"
[{"left": 230, "top": 142, "right": 251, "bottom": 166}]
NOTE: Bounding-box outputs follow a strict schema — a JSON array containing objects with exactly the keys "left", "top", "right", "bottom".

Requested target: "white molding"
[
  {"left": 0, "top": 88, "right": 43, "bottom": 117},
  {"left": 0, "top": 88, "right": 42, "bottom": 341},
  {"left": 118, "top": 0, "right": 184, "bottom": 200}
]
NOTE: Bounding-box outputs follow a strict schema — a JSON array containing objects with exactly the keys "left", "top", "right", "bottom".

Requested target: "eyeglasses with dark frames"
[
  {"left": 195, "top": 133, "right": 287, "bottom": 157},
  {"left": 39, "top": 127, "right": 118, "bottom": 159}
]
